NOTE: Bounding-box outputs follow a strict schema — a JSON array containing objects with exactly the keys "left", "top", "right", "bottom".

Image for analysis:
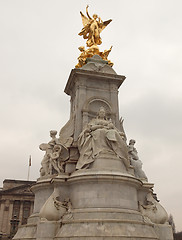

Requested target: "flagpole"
[{"left": 27, "top": 155, "right": 31, "bottom": 181}]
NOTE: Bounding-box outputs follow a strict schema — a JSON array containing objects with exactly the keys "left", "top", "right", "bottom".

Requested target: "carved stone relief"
[
  {"left": 39, "top": 188, "right": 72, "bottom": 221},
  {"left": 139, "top": 193, "right": 168, "bottom": 224}
]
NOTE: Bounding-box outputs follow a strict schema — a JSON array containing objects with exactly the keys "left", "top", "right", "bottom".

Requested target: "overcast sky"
[{"left": 0, "top": 0, "right": 181, "bottom": 231}]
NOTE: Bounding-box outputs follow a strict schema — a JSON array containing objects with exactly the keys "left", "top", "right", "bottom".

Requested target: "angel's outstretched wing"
[
  {"left": 80, "top": 11, "right": 90, "bottom": 27},
  {"left": 99, "top": 19, "right": 112, "bottom": 32}
]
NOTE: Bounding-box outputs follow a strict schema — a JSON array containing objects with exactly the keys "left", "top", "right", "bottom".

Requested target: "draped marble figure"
[
  {"left": 39, "top": 130, "right": 69, "bottom": 177},
  {"left": 76, "top": 107, "right": 131, "bottom": 170},
  {"left": 128, "top": 139, "right": 148, "bottom": 181}
]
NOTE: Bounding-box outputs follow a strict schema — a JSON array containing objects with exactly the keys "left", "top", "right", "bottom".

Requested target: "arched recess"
[{"left": 82, "top": 97, "right": 116, "bottom": 128}]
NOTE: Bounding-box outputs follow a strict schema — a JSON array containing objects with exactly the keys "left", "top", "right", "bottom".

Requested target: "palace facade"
[{"left": 0, "top": 179, "right": 35, "bottom": 239}]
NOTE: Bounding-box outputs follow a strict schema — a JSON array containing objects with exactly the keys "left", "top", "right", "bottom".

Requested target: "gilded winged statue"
[
  {"left": 79, "top": 5, "right": 112, "bottom": 47},
  {"left": 76, "top": 6, "right": 113, "bottom": 68}
]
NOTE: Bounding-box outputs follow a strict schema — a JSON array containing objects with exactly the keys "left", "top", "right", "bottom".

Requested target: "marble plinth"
[{"left": 14, "top": 170, "right": 173, "bottom": 240}]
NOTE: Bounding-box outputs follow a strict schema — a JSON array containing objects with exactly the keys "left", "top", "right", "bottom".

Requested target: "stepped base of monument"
[
  {"left": 13, "top": 173, "right": 173, "bottom": 240},
  {"left": 56, "top": 222, "right": 158, "bottom": 239},
  {"left": 13, "top": 206, "right": 173, "bottom": 240},
  {"left": 53, "top": 208, "right": 172, "bottom": 240},
  {"left": 14, "top": 220, "right": 173, "bottom": 240}
]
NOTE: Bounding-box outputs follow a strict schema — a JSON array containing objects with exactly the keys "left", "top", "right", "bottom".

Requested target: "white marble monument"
[{"left": 14, "top": 6, "right": 173, "bottom": 240}]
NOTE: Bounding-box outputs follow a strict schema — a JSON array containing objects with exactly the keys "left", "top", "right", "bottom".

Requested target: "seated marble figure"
[{"left": 76, "top": 107, "right": 131, "bottom": 170}]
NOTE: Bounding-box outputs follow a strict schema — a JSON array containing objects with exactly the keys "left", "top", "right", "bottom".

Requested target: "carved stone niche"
[{"left": 82, "top": 97, "right": 115, "bottom": 129}]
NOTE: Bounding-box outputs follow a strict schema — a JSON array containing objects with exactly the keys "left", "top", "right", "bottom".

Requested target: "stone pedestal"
[
  {"left": 90, "top": 152, "right": 128, "bottom": 172},
  {"left": 62, "top": 55, "right": 126, "bottom": 141},
  {"left": 14, "top": 171, "right": 173, "bottom": 240}
]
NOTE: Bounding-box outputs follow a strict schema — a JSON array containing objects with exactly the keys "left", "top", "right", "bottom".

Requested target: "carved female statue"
[
  {"left": 39, "top": 130, "right": 69, "bottom": 177},
  {"left": 128, "top": 139, "right": 148, "bottom": 181},
  {"left": 76, "top": 107, "right": 131, "bottom": 170},
  {"left": 39, "top": 130, "right": 59, "bottom": 176}
]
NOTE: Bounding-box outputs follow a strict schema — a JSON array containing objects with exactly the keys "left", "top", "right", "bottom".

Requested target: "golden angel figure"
[{"left": 78, "top": 5, "right": 112, "bottom": 47}]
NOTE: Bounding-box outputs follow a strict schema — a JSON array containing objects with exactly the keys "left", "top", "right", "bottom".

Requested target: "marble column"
[
  {"left": 1, "top": 200, "right": 10, "bottom": 234},
  {"left": 30, "top": 201, "right": 34, "bottom": 216},
  {"left": 7, "top": 200, "right": 14, "bottom": 235},
  {"left": 19, "top": 201, "right": 24, "bottom": 225},
  {"left": 0, "top": 200, "right": 5, "bottom": 231}
]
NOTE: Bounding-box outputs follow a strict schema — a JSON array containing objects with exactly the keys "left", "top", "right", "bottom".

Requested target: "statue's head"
[
  {"left": 93, "top": 14, "right": 98, "bottom": 20},
  {"left": 50, "top": 130, "right": 57, "bottom": 137},
  {"left": 129, "top": 139, "right": 136, "bottom": 145},
  {"left": 53, "top": 145, "right": 61, "bottom": 152},
  {"left": 98, "top": 106, "right": 106, "bottom": 119}
]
